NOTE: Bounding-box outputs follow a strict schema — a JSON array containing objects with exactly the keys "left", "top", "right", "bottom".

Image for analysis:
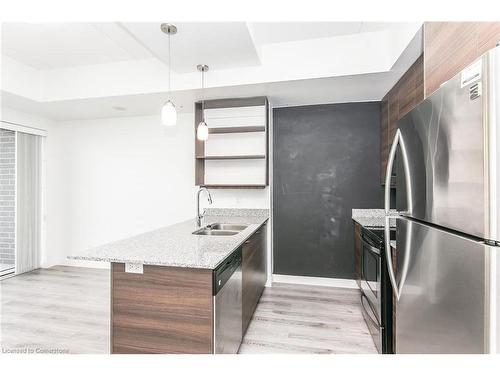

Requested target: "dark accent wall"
[{"left": 273, "top": 102, "right": 381, "bottom": 279}]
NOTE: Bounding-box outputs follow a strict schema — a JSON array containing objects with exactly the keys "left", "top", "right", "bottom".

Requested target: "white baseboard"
[{"left": 272, "top": 274, "right": 358, "bottom": 289}]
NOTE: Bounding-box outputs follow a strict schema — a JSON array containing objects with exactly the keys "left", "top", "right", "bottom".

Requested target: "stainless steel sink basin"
[
  {"left": 207, "top": 223, "right": 248, "bottom": 231},
  {"left": 192, "top": 228, "right": 239, "bottom": 236},
  {"left": 192, "top": 223, "right": 247, "bottom": 236}
]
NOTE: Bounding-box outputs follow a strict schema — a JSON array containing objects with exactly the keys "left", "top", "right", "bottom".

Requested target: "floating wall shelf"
[
  {"left": 195, "top": 97, "right": 269, "bottom": 188},
  {"left": 195, "top": 155, "right": 266, "bottom": 160},
  {"left": 200, "top": 184, "right": 267, "bottom": 189},
  {"left": 208, "top": 126, "right": 266, "bottom": 134}
]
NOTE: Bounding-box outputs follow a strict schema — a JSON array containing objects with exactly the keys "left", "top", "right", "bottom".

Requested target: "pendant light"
[
  {"left": 160, "top": 23, "right": 177, "bottom": 126},
  {"left": 197, "top": 64, "right": 209, "bottom": 141}
]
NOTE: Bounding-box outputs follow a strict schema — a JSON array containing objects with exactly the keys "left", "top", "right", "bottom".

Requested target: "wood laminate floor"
[
  {"left": 0, "top": 266, "right": 376, "bottom": 354},
  {"left": 239, "top": 282, "right": 377, "bottom": 354}
]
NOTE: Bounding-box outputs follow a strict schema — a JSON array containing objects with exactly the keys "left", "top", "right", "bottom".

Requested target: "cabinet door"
[
  {"left": 242, "top": 225, "right": 267, "bottom": 334},
  {"left": 354, "top": 222, "right": 362, "bottom": 288},
  {"left": 380, "top": 97, "right": 389, "bottom": 185},
  {"left": 380, "top": 55, "right": 423, "bottom": 186},
  {"left": 387, "top": 89, "right": 399, "bottom": 147},
  {"left": 257, "top": 224, "right": 267, "bottom": 295},
  {"left": 398, "top": 55, "right": 424, "bottom": 119},
  {"left": 424, "top": 22, "right": 500, "bottom": 96}
]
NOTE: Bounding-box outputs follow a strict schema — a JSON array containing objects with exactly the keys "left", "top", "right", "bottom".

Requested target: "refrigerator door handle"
[
  {"left": 384, "top": 128, "right": 413, "bottom": 300},
  {"left": 384, "top": 216, "right": 399, "bottom": 299},
  {"left": 384, "top": 128, "right": 413, "bottom": 215},
  {"left": 385, "top": 216, "right": 413, "bottom": 301}
]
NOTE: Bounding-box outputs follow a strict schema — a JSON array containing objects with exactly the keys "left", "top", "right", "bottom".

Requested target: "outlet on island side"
[{"left": 125, "top": 263, "right": 144, "bottom": 274}]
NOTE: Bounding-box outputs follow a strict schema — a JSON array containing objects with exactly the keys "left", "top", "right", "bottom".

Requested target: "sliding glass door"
[
  {"left": 1, "top": 125, "right": 43, "bottom": 277},
  {"left": 15, "top": 131, "right": 42, "bottom": 275},
  {"left": 0, "top": 128, "right": 16, "bottom": 276}
]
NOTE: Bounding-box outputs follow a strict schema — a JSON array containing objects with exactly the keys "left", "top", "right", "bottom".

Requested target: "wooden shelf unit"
[
  {"left": 195, "top": 96, "right": 269, "bottom": 188},
  {"left": 208, "top": 126, "right": 265, "bottom": 134},
  {"left": 195, "top": 155, "right": 266, "bottom": 160},
  {"left": 200, "top": 184, "right": 267, "bottom": 189}
]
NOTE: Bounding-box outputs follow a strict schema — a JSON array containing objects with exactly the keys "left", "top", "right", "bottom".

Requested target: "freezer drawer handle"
[{"left": 360, "top": 293, "right": 380, "bottom": 328}]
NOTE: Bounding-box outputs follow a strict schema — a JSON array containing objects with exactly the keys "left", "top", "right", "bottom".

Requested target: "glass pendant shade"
[
  {"left": 161, "top": 100, "right": 177, "bottom": 126},
  {"left": 197, "top": 121, "right": 209, "bottom": 141}
]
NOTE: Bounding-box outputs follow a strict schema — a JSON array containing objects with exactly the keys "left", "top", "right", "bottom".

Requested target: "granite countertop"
[
  {"left": 351, "top": 208, "right": 397, "bottom": 229},
  {"left": 67, "top": 208, "right": 268, "bottom": 269}
]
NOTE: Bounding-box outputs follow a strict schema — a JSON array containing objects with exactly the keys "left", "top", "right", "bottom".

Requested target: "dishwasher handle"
[{"left": 214, "top": 248, "right": 242, "bottom": 295}]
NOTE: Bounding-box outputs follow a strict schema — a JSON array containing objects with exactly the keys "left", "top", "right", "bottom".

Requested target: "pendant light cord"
[
  {"left": 201, "top": 68, "right": 205, "bottom": 121},
  {"left": 168, "top": 33, "right": 171, "bottom": 94}
]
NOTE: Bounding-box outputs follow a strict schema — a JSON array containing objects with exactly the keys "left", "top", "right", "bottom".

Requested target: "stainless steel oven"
[
  {"left": 360, "top": 230, "right": 382, "bottom": 320},
  {"left": 358, "top": 226, "right": 395, "bottom": 354}
]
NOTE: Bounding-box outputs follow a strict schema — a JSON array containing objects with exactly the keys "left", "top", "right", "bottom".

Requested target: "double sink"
[{"left": 192, "top": 223, "right": 248, "bottom": 236}]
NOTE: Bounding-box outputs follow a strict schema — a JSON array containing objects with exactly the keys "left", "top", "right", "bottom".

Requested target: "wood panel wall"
[
  {"left": 424, "top": 22, "right": 500, "bottom": 96},
  {"left": 380, "top": 55, "right": 424, "bottom": 184},
  {"left": 111, "top": 263, "right": 213, "bottom": 354}
]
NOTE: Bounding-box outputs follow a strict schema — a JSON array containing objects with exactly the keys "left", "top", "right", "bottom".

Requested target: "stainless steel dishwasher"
[{"left": 213, "top": 248, "right": 242, "bottom": 354}]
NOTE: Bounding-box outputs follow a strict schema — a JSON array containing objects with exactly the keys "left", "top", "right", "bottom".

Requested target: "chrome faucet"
[{"left": 196, "top": 187, "right": 213, "bottom": 227}]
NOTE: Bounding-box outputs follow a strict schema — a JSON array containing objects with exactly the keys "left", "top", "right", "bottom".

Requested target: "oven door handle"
[
  {"left": 361, "top": 237, "right": 380, "bottom": 256},
  {"left": 360, "top": 293, "right": 380, "bottom": 328}
]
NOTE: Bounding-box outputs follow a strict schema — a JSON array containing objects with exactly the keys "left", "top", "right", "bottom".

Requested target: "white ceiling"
[
  {"left": 247, "top": 22, "right": 413, "bottom": 45},
  {"left": 1, "top": 22, "right": 419, "bottom": 71},
  {"left": 1, "top": 21, "right": 423, "bottom": 121},
  {"left": 1, "top": 70, "right": 403, "bottom": 121},
  {"left": 120, "top": 22, "right": 261, "bottom": 73},
  {"left": 1, "top": 23, "right": 153, "bottom": 69}
]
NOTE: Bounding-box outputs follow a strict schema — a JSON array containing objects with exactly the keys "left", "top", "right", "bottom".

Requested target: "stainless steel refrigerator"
[{"left": 384, "top": 45, "right": 500, "bottom": 354}]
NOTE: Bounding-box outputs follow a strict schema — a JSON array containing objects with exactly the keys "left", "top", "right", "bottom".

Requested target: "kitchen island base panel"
[
  {"left": 111, "top": 263, "right": 213, "bottom": 354},
  {"left": 0, "top": 266, "right": 376, "bottom": 354}
]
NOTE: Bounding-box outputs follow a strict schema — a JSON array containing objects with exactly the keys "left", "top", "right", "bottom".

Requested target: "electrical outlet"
[{"left": 125, "top": 263, "right": 143, "bottom": 274}]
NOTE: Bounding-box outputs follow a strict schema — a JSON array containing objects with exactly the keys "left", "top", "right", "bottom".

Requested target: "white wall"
[
  {"left": 52, "top": 113, "right": 271, "bottom": 270},
  {"left": 209, "top": 188, "right": 269, "bottom": 209},
  {"left": 47, "top": 114, "right": 198, "bottom": 268},
  {"left": 2, "top": 105, "right": 271, "bottom": 271}
]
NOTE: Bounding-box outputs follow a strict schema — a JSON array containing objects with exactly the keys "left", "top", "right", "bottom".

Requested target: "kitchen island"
[
  {"left": 69, "top": 208, "right": 268, "bottom": 354},
  {"left": 351, "top": 208, "right": 397, "bottom": 229}
]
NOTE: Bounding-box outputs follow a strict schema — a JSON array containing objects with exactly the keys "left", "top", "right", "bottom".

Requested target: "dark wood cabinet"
[
  {"left": 398, "top": 56, "right": 424, "bottom": 119},
  {"left": 111, "top": 263, "right": 213, "bottom": 354},
  {"left": 380, "top": 21, "right": 499, "bottom": 181},
  {"left": 424, "top": 22, "right": 500, "bottom": 96},
  {"left": 380, "top": 97, "right": 389, "bottom": 185},
  {"left": 110, "top": 224, "right": 267, "bottom": 354},
  {"left": 354, "top": 221, "right": 361, "bottom": 288},
  {"left": 381, "top": 21, "right": 500, "bottom": 184},
  {"left": 380, "top": 55, "right": 424, "bottom": 185},
  {"left": 242, "top": 223, "right": 267, "bottom": 334}
]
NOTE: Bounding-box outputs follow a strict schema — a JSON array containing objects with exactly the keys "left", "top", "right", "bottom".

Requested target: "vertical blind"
[{"left": 15, "top": 132, "right": 42, "bottom": 274}]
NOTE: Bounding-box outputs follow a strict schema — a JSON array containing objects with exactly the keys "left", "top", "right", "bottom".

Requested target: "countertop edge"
[{"left": 68, "top": 217, "right": 269, "bottom": 270}]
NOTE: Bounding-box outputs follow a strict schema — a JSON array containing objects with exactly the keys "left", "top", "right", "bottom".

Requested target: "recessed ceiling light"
[{"left": 112, "top": 106, "right": 127, "bottom": 111}]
